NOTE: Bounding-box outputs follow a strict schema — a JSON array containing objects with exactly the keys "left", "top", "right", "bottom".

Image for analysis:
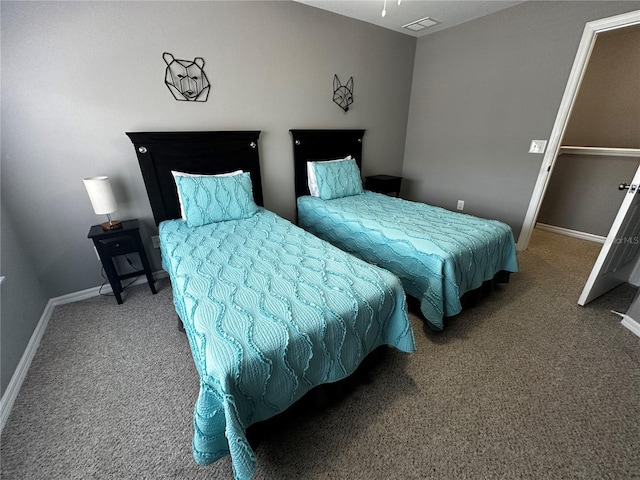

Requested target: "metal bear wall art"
[{"left": 163, "top": 52, "right": 210, "bottom": 102}]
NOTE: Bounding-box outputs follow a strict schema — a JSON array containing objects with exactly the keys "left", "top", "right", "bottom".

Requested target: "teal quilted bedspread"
[
  {"left": 297, "top": 192, "right": 519, "bottom": 330},
  {"left": 159, "top": 208, "right": 415, "bottom": 480}
]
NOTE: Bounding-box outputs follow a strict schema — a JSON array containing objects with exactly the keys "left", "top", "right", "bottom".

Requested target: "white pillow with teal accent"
[
  {"left": 307, "top": 156, "right": 352, "bottom": 197},
  {"left": 172, "top": 170, "right": 242, "bottom": 219},
  {"left": 173, "top": 171, "right": 258, "bottom": 226},
  {"left": 309, "top": 157, "right": 363, "bottom": 200}
]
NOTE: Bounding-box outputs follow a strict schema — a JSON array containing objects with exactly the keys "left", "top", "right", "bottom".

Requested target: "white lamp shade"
[{"left": 83, "top": 176, "right": 118, "bottom": 215}]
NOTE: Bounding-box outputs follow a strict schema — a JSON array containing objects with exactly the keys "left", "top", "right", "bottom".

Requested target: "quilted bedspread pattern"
[
  {"left": 297, "top": 192, "right": 519, "bottom": 330},
  {"left": 159, "top": 208, "right": 415, "bottom": 480}
]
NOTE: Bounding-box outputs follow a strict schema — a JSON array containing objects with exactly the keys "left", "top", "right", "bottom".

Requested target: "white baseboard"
[
  {"left": 51, "top": 270, "right": 168, "bottom": 307},
  {"left": 621, "top": 315, "right": 640, "bottom": 338},
  {"left": 0, "top": 299, "right": 55, "bottom": 433},
  {"left": 0, "top": 270, "right": 168, "bottom": 434},
  {"left": 535, "top": 223, "right": 606, "bottom": 244}
]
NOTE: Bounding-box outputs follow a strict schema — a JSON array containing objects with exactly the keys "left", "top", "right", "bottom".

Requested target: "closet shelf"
[{"left": 559, "top": 146, "right": 640, "bottom": 158}]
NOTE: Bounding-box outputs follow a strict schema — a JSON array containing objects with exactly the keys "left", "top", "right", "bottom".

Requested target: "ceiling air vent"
[{"left": 402, "top": 16, "right": 440, "bottom": 32}]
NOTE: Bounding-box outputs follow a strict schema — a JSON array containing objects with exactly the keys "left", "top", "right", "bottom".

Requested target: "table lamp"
[{"left": 83, "top": 176, "right": 122, "bottom": 230}]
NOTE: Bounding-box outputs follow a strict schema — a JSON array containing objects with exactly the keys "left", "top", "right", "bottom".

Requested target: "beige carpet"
[{"left": 1, "top": 228, "right": 638, "bottom": 479}]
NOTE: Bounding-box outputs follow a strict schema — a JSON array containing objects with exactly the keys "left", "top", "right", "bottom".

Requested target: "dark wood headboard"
[
  {"left": 126, "top": 131, "right": 262, "bottom": 225},
  {"left": 290, "top": 129, "right": 365, "bottom": 198}
]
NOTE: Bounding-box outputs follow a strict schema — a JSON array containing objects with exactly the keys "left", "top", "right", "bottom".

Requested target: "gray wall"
[
  {"left": 538, "top": 25, "right": 640, "bottom": 236},
  {"left": 1, "top": 204, "right": 50, "bottom": 395},
  {"left": 402, "top": 1, "right": 640, "bottom": 240},
  {"left": 1, "top": 1, "right": 415, "bottom": 398},
  {"left": 1, "top": 0, "right": 415, "bottom": 295},
  {"left": 538, "top": 153, "right": 640, "bottom": 236}
]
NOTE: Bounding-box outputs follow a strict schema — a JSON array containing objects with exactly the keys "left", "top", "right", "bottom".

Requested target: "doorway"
[
  {"left": 517, "top": 10, "right": 640, "bottom": 251},
  {"left": 536, "top": 23, "right": 640, "bottom": 242}
]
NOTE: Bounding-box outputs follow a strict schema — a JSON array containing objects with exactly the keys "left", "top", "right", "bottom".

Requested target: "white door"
[{"left": 578, "top": 164, "right": 640, "bottom": 306}]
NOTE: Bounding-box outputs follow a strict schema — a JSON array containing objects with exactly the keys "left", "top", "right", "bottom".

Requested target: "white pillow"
[
  {"left": 307, "top": 156, "right": 351, "bottom": 197},
  {"left": 171, "top": 170, "right": 243, "bottom": 219}
]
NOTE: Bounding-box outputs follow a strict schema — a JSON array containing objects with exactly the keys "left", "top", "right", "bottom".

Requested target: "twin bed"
[
  {"left": 127, "top": 131, "right": 416, "bottom": 480},
  {"left": 291, "top": 129, "right": 518, "bottom": 331},
  {"left": 127, "top": 129, "right": 517, "bottom": 480}
]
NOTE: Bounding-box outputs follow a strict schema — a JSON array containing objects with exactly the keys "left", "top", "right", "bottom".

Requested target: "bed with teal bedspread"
[
  {"left": 297, "top": 192, "right": 519, "bottom": 331},
  {"left": 159, "top": 207, "right": 415, "bottom": 480},
  {"left": 127, "top": 131, "right": 415, "bottom": 480}
]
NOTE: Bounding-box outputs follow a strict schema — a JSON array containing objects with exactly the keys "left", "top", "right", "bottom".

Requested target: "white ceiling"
[{"left": 294, "top": 0, "right": 526, "bottom": 37}]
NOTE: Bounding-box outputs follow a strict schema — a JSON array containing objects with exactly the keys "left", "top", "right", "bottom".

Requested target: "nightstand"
[
  {"left": 365, "top": 175, "right": 402, "bottom": 196},
  {"left": 88, "top": 219, "right": 157, "bottom": 304}
]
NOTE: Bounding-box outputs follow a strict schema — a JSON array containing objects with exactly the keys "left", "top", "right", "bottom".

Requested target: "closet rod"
[{"left": 559, "top": 146, "right": 640, "bottom": 158}]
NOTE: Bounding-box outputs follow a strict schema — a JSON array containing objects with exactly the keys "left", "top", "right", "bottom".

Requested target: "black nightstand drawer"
[{"left": 98, "top": 236, "right": 136, "bottom": 256}]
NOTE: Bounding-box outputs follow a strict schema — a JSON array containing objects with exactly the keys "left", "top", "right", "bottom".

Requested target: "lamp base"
[{"left": 101, "top": 220, "right": 122, "bottom": 231}]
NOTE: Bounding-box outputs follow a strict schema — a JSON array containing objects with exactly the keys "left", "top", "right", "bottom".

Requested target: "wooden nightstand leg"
[
  {"left": 103, "top": 258, "right": 123, "bottom": 304},
  {"left": 142, "top": 260, "right": 157, "bottom": 295},
  {"left": 146, "top": 274, "right": 157, "bottom": 295},
  {"left": 134, "top": 236, "right": 157, "bottom": 295}
]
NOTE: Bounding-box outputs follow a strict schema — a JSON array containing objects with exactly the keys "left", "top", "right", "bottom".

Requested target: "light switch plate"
[{"left": 529, "top": 140, "right": 548, "bottom": 154}]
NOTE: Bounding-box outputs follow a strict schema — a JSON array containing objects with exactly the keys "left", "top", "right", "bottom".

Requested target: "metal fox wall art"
[{"left": 333, "top": 75, "right": 354, "bottom": 112}]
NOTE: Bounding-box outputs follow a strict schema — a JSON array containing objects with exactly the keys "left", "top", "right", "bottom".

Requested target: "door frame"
[{"left": 517, "top": 9, "right": 640, "bottom": 251}]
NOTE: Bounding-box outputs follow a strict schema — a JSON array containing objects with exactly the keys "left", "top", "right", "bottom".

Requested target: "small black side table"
[
  {"left": 88, "top": 219, "right": 157, "bottom": 304},
  {"left": 365, "top": 175, "right": 402, "bottom": 196}
]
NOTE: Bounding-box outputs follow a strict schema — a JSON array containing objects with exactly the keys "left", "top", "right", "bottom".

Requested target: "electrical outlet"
[
  {"left": 152, "top": 236, "right": 160, "bottom": 248},
  {"left": 457, "top": 200, "right": 464, "bottom": 211}
]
